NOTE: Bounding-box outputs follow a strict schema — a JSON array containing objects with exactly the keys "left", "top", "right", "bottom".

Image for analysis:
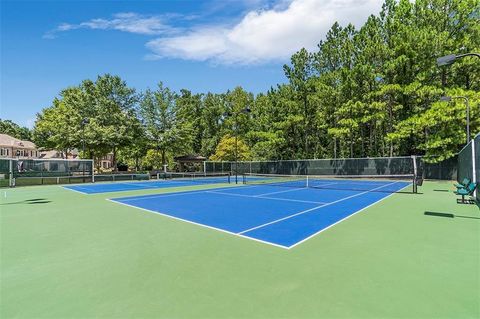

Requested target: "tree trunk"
[
  {"left": 368, "top": 122, "right": 377, "bottom": 156},
  {"left": 388, "top": 100, "right": 393, "bottom": 157},
  {"left": 350, "top": 136, "right": 353, "bottom": 158},
  {"left": 304, "top": 95, "right": 308, "bottom": 158},
  {"left": 441, "top": 69, "right": 447, "bottom": 87},
  {"left": 333, "top": 138, "right": 337, "bottom": 159},
  {"left": 361, "top": 126, "right": 365, "bottom": 157},
  {"left": 95, "top": 156, "right": 101, "bottom": 173},
  {"left": 112, "top": 146, "right": 117, "bottom": 172}
]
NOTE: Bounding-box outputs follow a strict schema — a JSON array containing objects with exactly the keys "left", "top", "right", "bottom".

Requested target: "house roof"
[
  {"left": 39, "top": 150, "right": 62, "bottom": 159},
  {"left": 40, "top": 149, "right": 80, "bottom": 159},
  {"left": 0, "top": 134, "right": 36, "bottom": 149}
]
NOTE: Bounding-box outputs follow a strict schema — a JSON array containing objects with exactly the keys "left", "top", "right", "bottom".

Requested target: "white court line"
[
  {"left": 63, "top": 182, "right": 152, "bottom": 194},
  {"left": 108, "top": 181, "right": 406, "bottom": 249},
  {"left": 255, "top": 187, "right": 306, "bottom": 197},
  {"left": 106, "top": 198, "right": 289, "bottom": 250},
  {"left": 307, "top": 181, "right": 341, "bottom": 188},
  {"left": 238, "top": 203, "right": 328, "bottom": 235},
  {"left": 238, "top": 181, "right": 401, "bottom": 235},
  {"left": 61, "top": 186, "right": 90, "bottom": 194},
  {"left": 207, "top": 190, "right": 326, "bottom": 205},
  {"left": 62, "top": 178, "right": 231, "bottom": 195},
  {"left": 124, "top": 182, "right": 159, "bottom": 188},
  {"left": 261, "top": 196, "right": 326, "bottom": 205},
  {"left": 117, "top": 185, "right": 257, "bottom": 201},
  {"left": 288, "top": 182, "right": 412, "bottom": 249}
]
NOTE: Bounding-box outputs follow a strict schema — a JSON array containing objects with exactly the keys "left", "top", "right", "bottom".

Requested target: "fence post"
[
  {"left": 472, "top": 138, "right": 477, "bottom": 198},
  {"left": 411, "top": 155, "right": 418, "bottom": 193},
  {"left": 8, "top": 159, "right": 13, "bottom": 187}
]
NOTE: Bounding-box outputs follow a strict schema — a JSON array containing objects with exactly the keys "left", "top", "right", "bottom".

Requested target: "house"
[
  {"left": 40, "top": 149, "right": 114, "bottom": 171},
  {"left": 174, "top": 154, "right": 207, "bottom": 172},
  {"left": 100, "top": 153, "right": 114, "bottom": 170},
  {"left": 0, "top": 134, "right": 39, "bottom": 159}
]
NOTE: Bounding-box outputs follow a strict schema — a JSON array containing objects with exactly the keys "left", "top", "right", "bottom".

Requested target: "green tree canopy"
[
  {"left": 0, "top": 119, "right": 31, "bottom": 141},
  {"left": 27, "top": 0, "right": 480, "bottom": 170},
  {"left": 139, "top": 82, "right": 193, "bottom": 165},
  {"left": 210, "top": 135, "right": 251, "bottom": 161}
]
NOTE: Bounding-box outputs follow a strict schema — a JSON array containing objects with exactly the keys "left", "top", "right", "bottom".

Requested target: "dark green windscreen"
[{"left": 457, "top": 142, "right": 473, "bottom": 183}]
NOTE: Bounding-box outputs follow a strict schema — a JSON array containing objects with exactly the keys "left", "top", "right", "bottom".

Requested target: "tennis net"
[
  {"left": 160, "top": 172, "right": 231, "bottom": 184},
  {"left": 242, "top": 173, "right": 416, "bottom": 193},
  {"left": 93, "top": 173, "right": 150, "bottom": 183},
  {"left": 12, "top": 173, "right": 150, "bottom": 187},
  {"left": 13, "top": 175, "right": 94, "bottom": 187}
]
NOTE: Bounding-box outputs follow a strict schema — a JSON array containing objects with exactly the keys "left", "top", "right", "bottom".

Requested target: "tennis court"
[
  {"left": 64, "top": 173, "right": 231, "bottom": 194},
  {"left": 2, "top": 176, "right": 479, "bottom": 318},
  {"left": 1, "top": 153, "right": 479, "bottom": 318},
  {"left": 110, "top": 176, "right": 411, "bottom": 248}
]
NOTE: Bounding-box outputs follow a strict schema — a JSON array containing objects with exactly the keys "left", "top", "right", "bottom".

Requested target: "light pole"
[
  {"left": 440, "top": 96, "right": 470, "bottom": 144},
  {"left": 437, "top": 52, "right": 478, "bottom": 144},
  {"left": 224, "top": 107, "right": 251, "bottom": 184},
  {"left": 437, "top": 52, "right": 480, "bottom": 66},
  {"left": 80, "top": 118, "right": 89, "bottom": 177}
]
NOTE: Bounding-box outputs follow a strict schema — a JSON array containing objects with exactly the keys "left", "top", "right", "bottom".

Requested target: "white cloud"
[
  {"left": 44, "top": 12, "right": 176, "bottom": 39},
  {"left": 147, "top": 0, "right": 382, "bottom": 64}
]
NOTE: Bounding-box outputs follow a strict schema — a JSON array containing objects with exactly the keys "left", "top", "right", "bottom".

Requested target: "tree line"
[
  {"left": 4, "top": 0, "right": 480, "bottom": 171},
  {"left": 0, "top": 120, "right": 32, "bottom": 141}
]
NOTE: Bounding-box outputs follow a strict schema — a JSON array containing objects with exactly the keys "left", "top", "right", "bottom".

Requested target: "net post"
[
  {"left": 472, "top": 137, "right": 477, "bottom": 198},
  {"left": 412, "top": 155, "right": 418, "bottom": 193},
  {"left": 306, "top": 176, "right": 309, "bottom": 188},
  {"left": 203, "top": 161, "right": 206, "bottom": 174}
]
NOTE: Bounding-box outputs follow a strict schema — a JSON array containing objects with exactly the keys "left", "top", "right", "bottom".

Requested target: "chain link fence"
[
  {"left": 0, "top": 158, "right": 94, "bottom": 187},
  {"left": 205, "top": 156, "right": 458, "bottom": 180}
]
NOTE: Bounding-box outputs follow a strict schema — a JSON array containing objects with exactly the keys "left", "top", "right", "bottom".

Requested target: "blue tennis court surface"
[
  {"left": 109, "top": 180, "right": 410, "bottom": 248},
  {"left": 64, "top": 177, "right": 230, "bottom": 194}
]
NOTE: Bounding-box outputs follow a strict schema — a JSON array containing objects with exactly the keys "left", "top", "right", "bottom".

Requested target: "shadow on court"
[
  {"left": 424, "top": 211, "right": 480, "bottom": 220},
  {"left": 0, "top": 198, "right": 52, "bottom": 205}
]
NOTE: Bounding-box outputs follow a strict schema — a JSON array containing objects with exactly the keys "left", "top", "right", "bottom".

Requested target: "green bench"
[
  {"left": 454, "top": 182, "right": 477, "bottom": 204},
  {"left": 454, "top": 178, "right": 471, "bottom": 190}
]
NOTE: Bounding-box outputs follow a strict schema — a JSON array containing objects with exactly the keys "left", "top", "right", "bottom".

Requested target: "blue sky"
[{"left": 1, "top": 0, "right": 382, "bottom": 128}]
